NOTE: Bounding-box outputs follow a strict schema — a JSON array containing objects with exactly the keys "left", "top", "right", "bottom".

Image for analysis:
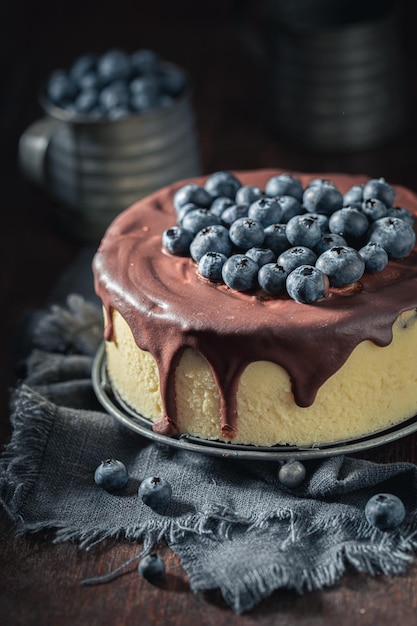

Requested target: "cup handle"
[{"left": 18, "top": 117, "right": 59, "bottom": 186}]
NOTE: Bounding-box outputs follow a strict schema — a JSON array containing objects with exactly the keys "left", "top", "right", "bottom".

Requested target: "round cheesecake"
[{"left": 93, "top": 170, "right": 417, "bottom": 447}]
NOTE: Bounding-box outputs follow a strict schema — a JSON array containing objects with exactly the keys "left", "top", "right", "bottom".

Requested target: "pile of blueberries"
[
  {"left": 45, "top": 48, "right": 187, "bottom": 119},
  {"left": 162, "top": 171, "right": 416, "bottom": 304}
]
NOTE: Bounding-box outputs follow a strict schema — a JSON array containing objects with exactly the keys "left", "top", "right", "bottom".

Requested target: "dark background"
[{"left": 2, "top": 1, "right": 417, "bottom": 622}]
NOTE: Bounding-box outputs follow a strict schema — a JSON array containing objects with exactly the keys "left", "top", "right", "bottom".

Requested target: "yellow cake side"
[{"left": 105, "top": 308, "right": 417, "bottom": 446}]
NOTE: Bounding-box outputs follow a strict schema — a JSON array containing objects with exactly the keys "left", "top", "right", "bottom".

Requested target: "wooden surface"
[{"left": 2, "top": 1, "right": 417, "bottom": 623}]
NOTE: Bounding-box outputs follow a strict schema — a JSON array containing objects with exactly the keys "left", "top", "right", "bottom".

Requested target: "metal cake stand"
[{"left": 92, "top": 343, "right": 417, "bottom": 461}]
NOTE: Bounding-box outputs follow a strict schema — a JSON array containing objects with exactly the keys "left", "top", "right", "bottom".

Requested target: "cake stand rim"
[{"left": 92, "top": 342, "right": 417, "bottom": 461}]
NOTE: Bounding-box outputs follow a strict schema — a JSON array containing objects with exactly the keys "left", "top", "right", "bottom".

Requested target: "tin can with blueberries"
[{"left": 18, "top": 49, "right": 201, "bottom": 241}]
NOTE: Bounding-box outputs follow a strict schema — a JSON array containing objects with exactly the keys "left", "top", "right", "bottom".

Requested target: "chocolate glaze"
[{"left": 93, "top": 170, "right": 417, "bottom": 438}]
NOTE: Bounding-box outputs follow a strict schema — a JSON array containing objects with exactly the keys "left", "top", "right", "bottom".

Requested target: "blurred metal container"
[
  {"left": 18, "top": 63, "right": 201, "bottom": 241},
  {"left": 262, "top": 3, "right": 409, "bottom": 152}
]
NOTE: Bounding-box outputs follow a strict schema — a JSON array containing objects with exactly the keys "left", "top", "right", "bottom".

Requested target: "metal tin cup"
[
  {"left": 262, "top": 5, "right": 409, "bottom": 153},
  {"left": 18, "top": 63, "right": 201, "bottom": 241}
]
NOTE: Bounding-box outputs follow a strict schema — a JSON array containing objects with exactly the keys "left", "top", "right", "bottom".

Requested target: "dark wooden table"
[{"left": 2, "top": 1, "right": 417, "bottom": 624}]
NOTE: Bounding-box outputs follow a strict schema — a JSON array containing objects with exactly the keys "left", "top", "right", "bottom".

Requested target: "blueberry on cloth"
[
  {"left": 204, "top": 171, "right": 241, "bottom": 199},
  {"left": 265, "top": 173, "right": 303, "bottom": 201},
  {"left": 229, "top": 217, "right": 265, "bottom": 251},
  {"left": 162, "top": 226, "right": 193, "bottom": 255},
  {"left": 258, "top": 263, "right": 288, "bottom": 295},
  {"left": 138, "top": 553, "right": 166, "bottom": 582},
  {"left": 222, "top": 254, "right": 259, "bottom": 291},
  {"left": 363, "top": 177, "right": 396, "bottom": 207},
  {"left": 368, "top": 217, "right": 416, "bottom": 259},
  {"left": 198, "top": 251, "right": 227, "bottom": 282},
  {"left": 138, "top": 476, "right": 172, "bottom": 509},
  {"left": 94, "top": 459, "right": 129, "bottom": 491},
  {"left": 248, "top": 197, "right": 282, "bottom": 227},
  {"left": 277, "top": 246, "right": 317, "bottom": 274},
  {"left": 316, "top": 246, "right": 365, "bottom": 287},
  {"left": 365, "top": 493, "right": 406, "bottom": 530},
  {"left": 286, "top": 265, "right": 329, "bottom": 304},
  {"left": 286, "top": 214, "right": 323, "bottom": 248},
  {"left": 278, "top": 460, "right": 307, "bottom": 488},
  {"left": 189, "top": 224, "right": 232, "bottom": 261},
  {"left": 359, "top": 242, "right": 389, "bottom": 274}
]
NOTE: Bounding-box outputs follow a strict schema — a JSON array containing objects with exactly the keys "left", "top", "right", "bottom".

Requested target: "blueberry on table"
[
  {"left": 248, "top": 197, "right": 282, "bottom": 227},
  {"left": 198, "top": 252, "right": 228, "bottom": 282},
  {"left": 138, "top": 476, "right": 172, "bottom": 509},
  {"left": 162, "top": 226, "right": 193, "bottom": 255},
  {"left": 265, "top": 173, "right": 303, "bottom": 201},
  {"left": 190, "top": 224, "right": 232, "bottom": 261},
  {"left": 368, "top": 217, "right": 416, "bottom": 259},
  {"left": 229, "top": 217, "right": 265, "bottom": 251},
  {"left": 277, "top": 246, "right": 317, "bottom": 274},
  {"left": 204, "top": 171, "right": 241, "bottom": 200},
  {"left": 359, "top": 242, "right": 389, "bottom": 274},
  {"left": 138, "top": 553, "right": 166, "bottom": 582},
  {"left": 222, "top": 254, "right": 259, "bottom": 291},
  {"left": 94, "top": 459, "right": 129, "bottom": 491},
  {"left": 286, "top": 265, "right": 329, "bottom": 304},
  {"left": 316, "top": 245, "right": 365, "bottom": 287},
  {"left": 365, "top": 493, "right": 406, "bottom": 530},
  {"left": 258, "top": 263, "right": 288, "bottom": 295}
]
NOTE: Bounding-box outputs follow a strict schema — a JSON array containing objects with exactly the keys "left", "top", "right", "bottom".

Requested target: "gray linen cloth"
[{"left": 2, "top": 294, "right": 417, "bottom": 614}]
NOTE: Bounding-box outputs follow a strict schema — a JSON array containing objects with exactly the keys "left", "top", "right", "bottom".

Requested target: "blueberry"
[
  {"left": 286, "top": 214, "right": 323, "bottom": 248},
  {"left": 78, "top": 71, "right": 100, "bottom": 91},
  {"left": 314, "top": 233, "right": 347, "bottom": 255},
  {"left": 97, "top": 49, "right": 131, "bottom": 83},
  {"left": 162, "top": 226, "right": 193, "bottom": 255},
  {"left": 316, "top": 246, "right": 365, "bottom": 287},
  {"left": 286, "top": 265, "right": 329, "bottom": 304},
  {"left": 189, "top": 224, "right": 232, "bottom": 261},
  {"left": 365, "top": 493, "right": 406, "bottom": 530},
  {"left": 328, "top": 207, "right": 369, "bottom": 242},
  {"left": 138, "top": 553, "right": 166, "bottom": 582},
  {"left": 130, "top": 91, "right": 160, "bottom": 112},
  {"left": 177, "top": 202, "right": 200, "bottom": 225},
  {"left": 343, "top": 184, "right": 364, "bottom": 206},
  {"left": 204, "top": 171, "right": 241, "bottom": 199},
  {"left": 220, "top": 204, "right": 249, "bottom": 227},
  {"left": 258, "top": 263, "right": 288, "bottom": 295},
  {"left": 94, "top": 459, "right": 129, "bottom": 491},
  {"left": 99, "top": 81, "right": 130, "bottom": 113},
  {"left": 265, "top": 173, "right": 303, "bottom": 201},
  {"left": 359, "top": 242, "right": 389, "bottom": 273},
  {"left": 229, "top": 217, "right": 265, "bottom": 251},
  {"left": 278, "top": 460, "right": 306, "bottom": 488},
  {"left": 361, "top": 198, "right": 387, "bottom": 221},
  {"left": 308, "top": 212, "right": 329, "bottom": 233},
  {"left": 70, "top": 54, "right": 97, "bottom": 83},
  {"left": 263, "top": 224, "right": 290, "bottom": 256},
  {"left": 368, "top": 217, "right": 416, "bottom": 259},
  {"left": 138, "top": 476, "right": 172, "bottom": 508},
  {"left": 245, "top": 247, "right": 275, "bottom": 267},
  {"left": 303, "top": 181, "right": 343, "bottom": 216},
  {"left": 173, "top": 183, "right": 212, "bottom": 212},
  {"left": 160, "top": 67, "right": 188, "bottom": 97},
  {"left": 107, "top": 105, "right": 131, "bottom": 120},
  {"left": 277, "top": 195, "right": 304, "bottom": 222},
  {"left": 74, "top": 89, "right": 99, "bottom": 114},
  {"left": 209, "top": 197, "right": 234, "bottom": 217},
  {"left": 363, "top": 177, "right": 395, "bottom": 207},
  {"left": 47, "top": 70, "right": 78, "bottom": 106},
  {"left": 181, "top": 208, "right": 221, "bottom": 236},
  {"left": 129, "top": 76, "right": 160, "bottom": 100},
  {"left": 277, "top": 246, "right": 317, "bottom": 274},
  {"left": 248, "top": 197, "right": 282, "bottom": 227},
  {"left": 198, "top": 251, "right": 228, "bottom": 282},
  {"left": 130, "top": 49, "right": 160, "bottom": 75},
  {"left": 235, "top": 185, "right": 264, "bottom": 205},
  {"left": 386, "top": 206, "right": 415, "bottom": 227},
  {"left": 222, "top": 254, "right": 259, "bottom": 291}
]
